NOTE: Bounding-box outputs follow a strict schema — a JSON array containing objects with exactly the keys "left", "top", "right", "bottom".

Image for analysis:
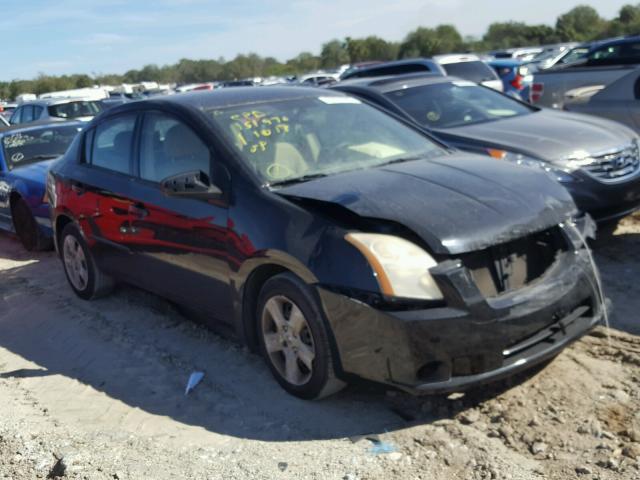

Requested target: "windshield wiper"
[
  {"left": 24, "top": 154, "right": 60, "bottom": 161},
  {"left": 269, "top": 173, "right": 329, "bottom": 187},
  {"left": 376, "top": 154, "right": 427, "bottom": 167}
]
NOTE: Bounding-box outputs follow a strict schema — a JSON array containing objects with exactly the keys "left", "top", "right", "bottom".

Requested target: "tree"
[
  {"left": 556, "top": 5, "right": 606, "bottom": 42},
  {"left": 398, "top": 25, "right": 464, "bottom": 58},
  {"left": 481, "top": 22, "right": 559, "bottom": 49},
  {"left": 601, "top": 3, "right": 640, "bottom": 37},
  {"left": 344, "top": 36, "right": 398, "bottom": 62},
  {"left": 320, "top": 39, "right": 349, "bottom": 68}
]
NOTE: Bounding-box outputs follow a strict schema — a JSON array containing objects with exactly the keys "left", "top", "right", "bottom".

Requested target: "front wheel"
[
  {"left": 60, "top": 223, "right": 114, "bottom": 300},
  {"left": 257, "top": 273, "right": 345, "bottom": 399}
]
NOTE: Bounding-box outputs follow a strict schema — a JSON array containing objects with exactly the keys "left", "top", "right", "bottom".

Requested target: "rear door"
[
  {"left": 67, "top": 113, "right": 140, "bottom": 277},
  {"left": 124, "top": 110, "right": 234, "bottom": 323}
]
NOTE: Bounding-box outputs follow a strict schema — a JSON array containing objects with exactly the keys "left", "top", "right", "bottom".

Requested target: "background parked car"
[
  {"left": 340, "top": 58, "right": 446, "bottom": 80},
  {"left": 531, "top": 35, "right": 640, "bottom": 108},
  {"left": 49, "top": 88, "right": 601, "bottom": 400},
  {"left": 333, "top": 74, "right": 640, "bottom": 222},
  {"left": 10, "top": 97, "right": 104, "bottom": 125},
  {"left": 433, "top": 54, "right": 503, "bottom": 92},
  {"left": 565, "top": 67, "right": 640, "bottom": 132},
  {"left": 526, "top": 42, "right": 581, "bottom": 70},
  {"left": 0, "top": 121, "right": 82, "bottom": 250}
]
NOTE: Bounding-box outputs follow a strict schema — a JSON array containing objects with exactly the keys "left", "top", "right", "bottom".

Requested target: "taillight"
[
  {"left": 530, "top": 82, "right": 544, "bottom": 103},
  {"left": 510, "top": 74, "right": 524, "bottom": 91}
]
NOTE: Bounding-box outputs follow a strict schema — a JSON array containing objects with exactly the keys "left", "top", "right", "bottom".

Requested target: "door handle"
[
  {"left": 129, "top": 204, "right": 149, "bottom": 218},
  {"left": 71, "top": 182, "right": 85, "bottom": 195}
]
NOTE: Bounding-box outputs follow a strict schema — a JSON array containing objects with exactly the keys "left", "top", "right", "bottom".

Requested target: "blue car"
[
  {"left": 487, "top": 59, "right": 533, "bottom": 101},
  {"left": 0, "top": 121, "right": 82, "bottom": 250}
]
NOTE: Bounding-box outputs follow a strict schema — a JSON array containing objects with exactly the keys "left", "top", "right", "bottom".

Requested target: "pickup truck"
[{"left": 530, "top": 35, "right": 640, "bottom": 109}]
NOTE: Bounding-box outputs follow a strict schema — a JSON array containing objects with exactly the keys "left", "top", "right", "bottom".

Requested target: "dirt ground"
[{"left": 0, "top": 215, "right": 639, "bottom": 480}]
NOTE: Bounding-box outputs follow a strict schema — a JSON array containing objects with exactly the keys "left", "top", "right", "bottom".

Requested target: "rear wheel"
[
  {"left": 60, "top": 223, "right": 114, "bottom": 300},
  {"left": 257, "top": 273, "right": 345, "bottom": 399},
  {"left": 11, "top": 198, "right": 51, "bottom": 251}
]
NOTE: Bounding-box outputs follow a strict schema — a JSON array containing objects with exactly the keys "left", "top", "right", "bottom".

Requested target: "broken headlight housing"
[
  {"left": 345, "top": 233, "right": 443, "bottom": 300},
  {"left": 487, "top": 149, "right": 581, "bottom": 183}
]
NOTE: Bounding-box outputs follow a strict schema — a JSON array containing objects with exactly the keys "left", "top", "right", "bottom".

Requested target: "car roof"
[
  {"left": 108, "top": 86, "right": 346, "bottom": 112},
  {"left": 334, "top": 73, "right": 456, "bottom": 93},
  {"left": 589, "top": 35, "right": 640, "bottom": 50},
  {"left": 0, "top": 119, "right": 84, "bottom": 135},
  {"left": 18, "top": 97, "right": 100, "bottom": 107},
  {"left": 487, "top": 59, "right": 523, "bottom": 67},
  {"left": 433, "top": 53, "right": 481, "bottom": 64}
]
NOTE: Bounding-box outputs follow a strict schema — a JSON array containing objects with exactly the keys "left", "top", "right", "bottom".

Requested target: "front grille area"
[
  {"left": 456, "top": 227, "right": 568, "bottom": 298},
  {"left": 581, "top": 144, "right": 640, "bottom": 182}
]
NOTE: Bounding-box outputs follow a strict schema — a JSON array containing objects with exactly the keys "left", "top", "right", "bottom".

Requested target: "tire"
[
  {"left": 11, "top": 198, "right": 51, "bottom": 251},
  {"left": 257, "top": 273, "right": 346, "bottom": 400},
  {"left": 59, "top": 223, "right": 114, "bottom": 300}
]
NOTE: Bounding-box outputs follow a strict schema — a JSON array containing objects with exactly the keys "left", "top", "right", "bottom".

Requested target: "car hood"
[
  {"left": 276, "top": 153, "right": 576, "bottom": 255},
  {"left": 440, "top": 109, "right": 637, "bottom": 164}
]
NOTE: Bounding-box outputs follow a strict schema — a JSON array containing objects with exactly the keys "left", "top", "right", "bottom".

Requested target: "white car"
[{"left": 433, "top": 54, "right": 504, "bottom": 92}]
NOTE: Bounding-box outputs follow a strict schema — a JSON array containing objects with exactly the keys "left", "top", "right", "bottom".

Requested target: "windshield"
[
  {"left": 2, "top": 125, "right": 80, "bottom": 170},
  {"left": 208, "top": 96, "right": 445, "bottom": 185},
  {"left": 442, "top": 61, "right": 497, "bottom": 83},
  {"left": 385, "top": 81, "right": 534, "bottom": 129},
  {"left": 47, "top": 101, "right": 103, "bottom": 119},
  {"left": 557, "top": 47, "right": 589, "bottom": 65}
]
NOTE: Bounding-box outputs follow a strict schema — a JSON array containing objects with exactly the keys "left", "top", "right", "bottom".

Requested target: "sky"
[{"left": 2, "top": 0, "right": 633, "bottom": 81}]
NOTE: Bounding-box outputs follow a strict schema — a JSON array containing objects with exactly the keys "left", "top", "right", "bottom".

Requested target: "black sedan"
[
  {"left": 48, "top": 87, "right": 602, "bottom": 399},
  {"left": 332, "top": 74, "right": 640, "bottom": 223}
]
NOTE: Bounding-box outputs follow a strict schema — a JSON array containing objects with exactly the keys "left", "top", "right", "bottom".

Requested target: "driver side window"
[{"left": 139, "top": 112, "right": 211, "bottom": 183}]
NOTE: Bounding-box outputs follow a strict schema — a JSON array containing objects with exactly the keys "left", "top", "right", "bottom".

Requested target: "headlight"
[
  {"left": 345, "top": 233, "right": 443, "bottom": 300},
  {"left": 487, "top": 149, "right": 581, "bottom": 183}
]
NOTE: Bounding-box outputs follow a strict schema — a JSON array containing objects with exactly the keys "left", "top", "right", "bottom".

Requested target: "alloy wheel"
[
  {"left": 261, "top": 295, "right": 316, "bottom": 386},
  {"left": 63, "top": 235, "right": 89, "bottom": 291}
]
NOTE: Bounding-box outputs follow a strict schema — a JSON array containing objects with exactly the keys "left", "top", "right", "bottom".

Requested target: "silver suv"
[{"left": 10, "top": 97, "right": 104, "bottom": 125}]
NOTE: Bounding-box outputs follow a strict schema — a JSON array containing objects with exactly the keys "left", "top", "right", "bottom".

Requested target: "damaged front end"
[{"left": 317, "top": 215, "right": 603, "bottom": 394}]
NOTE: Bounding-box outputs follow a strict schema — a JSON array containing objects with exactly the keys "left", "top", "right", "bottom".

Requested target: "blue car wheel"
[{"left": 11, "top": 197, "right": 51, "bottom": 251}]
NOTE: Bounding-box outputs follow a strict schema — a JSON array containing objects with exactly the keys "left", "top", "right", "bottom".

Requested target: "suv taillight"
[{"left": 530, "top": 82, "right": 544, "bottom": 103}]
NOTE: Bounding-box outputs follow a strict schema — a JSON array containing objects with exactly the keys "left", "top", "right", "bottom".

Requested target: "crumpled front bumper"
[{"left": 318, "top": 222, "right": 603, "bottom": 394}]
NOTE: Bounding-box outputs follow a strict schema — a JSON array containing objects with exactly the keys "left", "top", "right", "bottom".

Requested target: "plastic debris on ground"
[
  {"left": 184, "top": 371, "right": 205, "bottom": 395},
  {"left": 367, "top": 437, "right": 397, "bottom": 455}
]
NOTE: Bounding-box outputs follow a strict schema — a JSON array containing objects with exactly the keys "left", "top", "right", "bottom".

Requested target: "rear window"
[
  {"left": 2, "top": 125, "right": 81, "bottom": 170},
  {"left": 47, "top": 101, "right": 103, "bottom": 119},
  {"left": 442, "top": 61, "right": 498, "bottom": 83}
]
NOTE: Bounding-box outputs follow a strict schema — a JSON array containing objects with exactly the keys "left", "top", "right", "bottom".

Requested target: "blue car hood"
[{"left": 9, "top": 159, "right": 57, "bottom": 183}]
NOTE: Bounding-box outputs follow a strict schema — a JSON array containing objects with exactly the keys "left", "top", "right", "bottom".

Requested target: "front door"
[{"left": 124, "top": 111, "right": 234, "bottom": 323}]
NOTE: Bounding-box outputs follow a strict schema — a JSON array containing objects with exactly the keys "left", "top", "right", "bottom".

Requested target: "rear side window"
[
  {"left": 48, "top": 101, "right": 103, "bottom": 119},
  {"left": 21, "top": 105, "right": 35, "bottom": 123},
  {"left": 32, "top": 105, "right": 44, "bottom": 120},
  {"left": 443, "top": 62, "right": 498, "bottom": 83},
  {"left": 91, "top": 115, "right": 136, "bottom": 174},
  {"left": 139, "top": 112, "right": 211, "bottom": 183}
]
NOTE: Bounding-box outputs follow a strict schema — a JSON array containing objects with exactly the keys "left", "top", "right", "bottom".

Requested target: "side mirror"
[{"left": 160, "top": 170, "right": 222, "bottom": 199}]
